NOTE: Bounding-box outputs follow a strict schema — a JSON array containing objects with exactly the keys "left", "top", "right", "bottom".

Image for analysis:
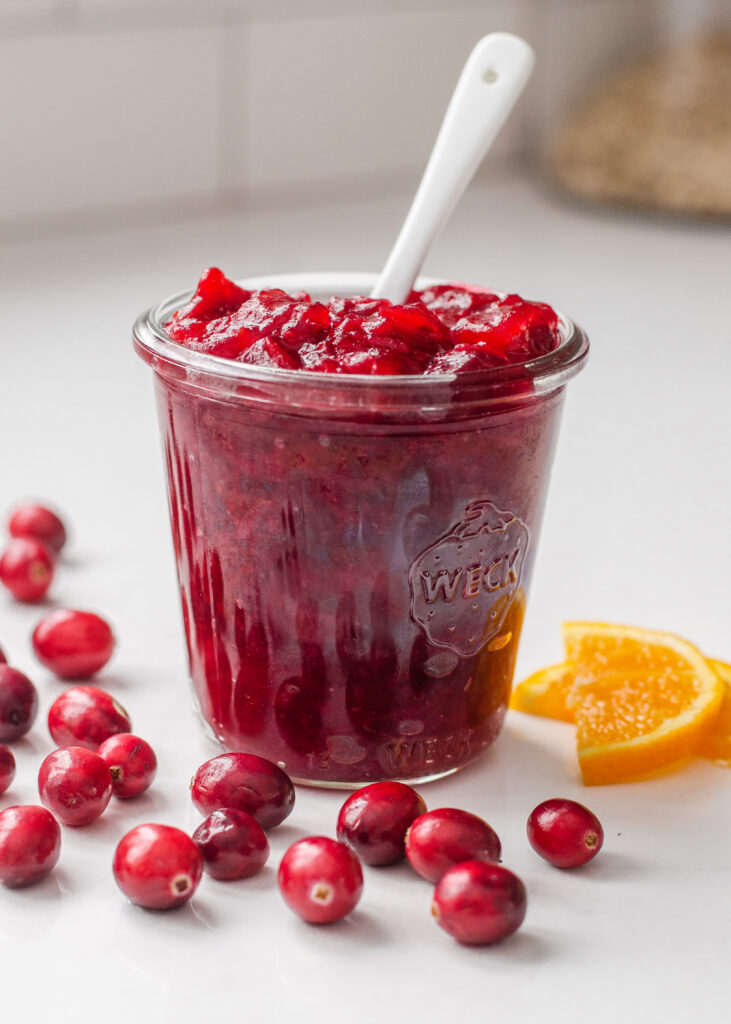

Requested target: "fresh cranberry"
[
  {"left": 38, "top": 746, "right": 112, "bottom": 826},
  {"left": 405, "top": 808, "right": 502, "bottom": 882},
  {"left": 336, "top": 781, "right": 427, "bottom": 866},
  {"left": 8, "top": 504, "right": 67, "bottom": 553},
  {"left": 0, "top": 538, "right": 55, "bottom": 602},
  {"left": 278, "top": 836, "right": 363, "bottom": 924},
  {"left": 527, "top": 798, "right": 604, "bottom": 868},
  {"left": 48, "top": 685, "right": 131, "bottom": 750},
  {"left": 0, "top": 805, "right": 61, "bottom": 888},
  {"left": 113, "top": 823, "right": 203, "bottom": 910},
  {"left": 192, "top": 808, "right": 269, "bottom": 880},
  {"left": 432, "top": 861, "right": 527, "bottom": 945},
  {"left": 0, "top": 745, "right": 16, "bottom": 795},
  {"left": 191, "top": 752, "right": 295, "bottom": 829},
  {"left": 0, "top": 665, "right": 39, "bottom": 742},
  {"left": 32, "top": 609, "right": 115, "bottom": 678},
  {"left": 97, "top": 733, "right": 157, "bottom": 798},
  {"left": 0, "top": 646, "right": 6, "bottom": 664}
]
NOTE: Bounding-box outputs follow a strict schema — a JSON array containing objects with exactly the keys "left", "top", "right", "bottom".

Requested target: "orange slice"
[
  {"left": 562, "top": 622, "right": 724, "bottom": 785},
  {"left": 509, "top": 663, "right": 576, "bottom": 722},
  {"left": 697, "top": 660, "right": 731, "bottom": 765}
]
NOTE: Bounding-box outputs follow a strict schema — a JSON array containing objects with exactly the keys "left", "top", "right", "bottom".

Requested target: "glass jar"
[{"left": 133, "top": 272, "right": 588, "bottom": 786}]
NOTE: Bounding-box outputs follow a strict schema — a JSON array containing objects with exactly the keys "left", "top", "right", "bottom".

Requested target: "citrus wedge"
[
  {"left": 562, "top": 622, "right": 724, "bottom": 785},
  {"left": 697, "top": 659, "right": 731, "bottom": 766},
  {"left": 509, "top": 663, "right": 576, "bottom": 722}
]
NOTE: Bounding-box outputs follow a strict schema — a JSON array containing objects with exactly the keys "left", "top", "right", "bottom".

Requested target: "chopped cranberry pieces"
[
  {"left": 337, "top": 781, "right": 427, "bottom": 866},
  {"left": 278, "top": 836, "right": 363, "bottom": 924},
  {"left": 32, "top": 609, "right": 115, "bottom": 679},
  {"left": 113, "top": 823, "right": 203, "bottom": 910},
  {"left": 0, "top": 538, "right": 55, "bottom": 602},
  {"left": 191, "top": 752, "right": 295, "bottom": 829},
  {"left": 0, "top": 665, "right": 39, "bottom": 742},
  {"left": 193, "top": 808, "right": 269, "bottom": 880},
  {"left": 164, "top": 269, "right": 561, "bottom": 375},
  {"left": 38, "top": 746, "right": 112, "bottom": 826},
  {"left": 97, "top": 733, "right": 157, "bottom": 798},
  {"left": 8, "top": 504, "right": 67, "bottom": 553},
  {"left": 0, "top": 805, "right": 61, "bottom": 888}
]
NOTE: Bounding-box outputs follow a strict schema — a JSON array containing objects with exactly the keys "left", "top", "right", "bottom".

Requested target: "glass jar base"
[{"left": 289, "top": 766, "right": 462, "bottom": 790}]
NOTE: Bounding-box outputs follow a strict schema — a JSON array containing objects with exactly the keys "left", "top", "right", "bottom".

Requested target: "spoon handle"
[{"left": 371, "top": 33, "right": 535, "bottom": 304}]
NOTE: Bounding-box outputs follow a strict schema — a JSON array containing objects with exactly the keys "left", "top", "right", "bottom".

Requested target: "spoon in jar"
[{"left": 370, "top": 33, "right": 535, "bottom": 304}]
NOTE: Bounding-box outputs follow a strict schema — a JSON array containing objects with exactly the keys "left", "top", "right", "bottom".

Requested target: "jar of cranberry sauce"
[{"left": 133, "top": 272, "right": 588, "bottom": 786}]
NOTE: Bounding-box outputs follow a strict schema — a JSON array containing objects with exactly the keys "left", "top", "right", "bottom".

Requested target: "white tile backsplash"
[
  {"left": 0, "top": 27, "right": 221, "bottom": 226},
  {"left": 230, "top": 3, "right": 536, "bottom": 199},
  {"left": 0, "top": 0, "right": 689, "bottom": 234}
]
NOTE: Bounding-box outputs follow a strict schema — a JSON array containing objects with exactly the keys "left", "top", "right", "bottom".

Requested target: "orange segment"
[
  {"left": 562, "top": 622, "right": 724, "bottom": 785},
  {"left": 697, "top": 659, "right": 731, "bottom": 765},
  {"left": 509, "top": 663, "right": 576, "bottom": 722}
]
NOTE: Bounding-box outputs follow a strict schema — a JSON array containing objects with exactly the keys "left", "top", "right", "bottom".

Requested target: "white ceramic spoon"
[{"left": 371, "top": 33, "right": 535, "bottom": 304}]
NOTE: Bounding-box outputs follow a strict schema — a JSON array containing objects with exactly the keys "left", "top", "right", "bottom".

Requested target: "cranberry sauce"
[
  {"left": 164, "top": 268, "right": 560, "bottom": 376},
  {"left": 150, "top": 269, "right": 567, "bottom": 783}
]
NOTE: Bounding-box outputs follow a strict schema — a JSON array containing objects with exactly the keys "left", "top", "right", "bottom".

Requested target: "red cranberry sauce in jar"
[
  {"left": 164, "top": 267, "right": 560, "bottom": 375},
  {"left": 157, "top": 269, "right": 564, "bottom": 784}
]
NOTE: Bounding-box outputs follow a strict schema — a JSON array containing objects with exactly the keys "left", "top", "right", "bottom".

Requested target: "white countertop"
[{"left": 1, "top": 177, "right": 729, "bottom": 1023}]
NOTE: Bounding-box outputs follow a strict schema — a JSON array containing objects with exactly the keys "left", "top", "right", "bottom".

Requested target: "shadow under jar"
[{"left": 133, "top": 272, "right": 588, "bottom": 787}]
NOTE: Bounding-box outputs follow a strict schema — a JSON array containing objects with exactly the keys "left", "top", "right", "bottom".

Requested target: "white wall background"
[{"left": 0, "top": 0, "right": 718, "bottom": 237}]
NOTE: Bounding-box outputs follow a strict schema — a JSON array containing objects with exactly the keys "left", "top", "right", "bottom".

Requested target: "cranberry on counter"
[
  {"left": 432, "top": 861, "right": 527, "bottom": 945},
  {"left": 0, "top": 745, "right": 16, "bottom": 795},
  {"left": 278, "top": 836, "right": 363, "bottom": 924},
  {"left": 38, "top": 747, "right": 112, "bottom": 826},
  {"left": 47, "top": 686, "right": 131, "bottom": 750},
  {"left": 32, "top": 609, "right": 115, "bottom": 678},
  {"left": 193, "top": 808, "right": 269, "bottom": 881},
  {"left": 337, "top": 781, "right": 427, "bottom": 866},
  {"left": 8, "top": 504, "right": 67, "bottom": 553},
  {"left": 0, "top": 665, "right": 39, "bottom": 742},
  {"left": 527, "top": 798, "right": 604, "bottom": 868},
  {"left": 0, "top": 539, "right": 55, "bottom": 602},
  {"left": 405, "top": 808, "right": 502, "bottom": 882},
  {"left": 113, "top": 824, "right": 203, "bottom": 910},
  {"left": 97, "top": 734, "right": 157, "bottom": 799},
  {"left": 191, "top": 752, "right": 295, "bottom": 829},
  {"left": 0, "top": 805, "right": 61, "bottom": 888}
]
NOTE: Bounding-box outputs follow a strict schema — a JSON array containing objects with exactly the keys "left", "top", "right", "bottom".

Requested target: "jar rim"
[{"left": 132, "top": 272, "right": 589, "bottom": 414}]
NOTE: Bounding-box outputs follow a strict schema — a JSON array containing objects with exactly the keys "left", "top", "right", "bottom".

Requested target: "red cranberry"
[
  {"left": 191, "top": 752, "right": 295, "bottom": 829},
  {"left": 278, "top": 836, "right": 363, "bottom": 924},
  {"left": 0, "top": 745, "right": 16, "bottom": 795},
  {"left": 38, "top": 746, "right": 112, "bottom": 826},
  {"left": 432, "top": 861, "right": 527, "bottom": 945},
  {"left": 337, "top": 781, "right": 427, "bottom": 866},
  {"left": 527, "top": 798, "right": 604, "bottom": 868},
  {"left": 113, "top": 823, "right": 203, "bottom": 910},
  {"left": 8, "top": 504, "right": 67, "bottom": 553},
  {"left": 97, "top": 733, "right": 157, "bottom": 798},
  {"left": 0, "top": 538, "right": 55, "bottom": 602},
  {"left": 0, "top": 646, "right": 6, "bottom": 663},
  {"left": 193, "top": 808, "right": 269, "bottom": 880},
  {"left": 405, "top": 808, "right": 502, "bottom": 882},
  {"left": 32, "top": 609, "right": 115, "bottom": 679},
  {"left": 48, "top": 685, "right": 131, "bottom": 750},
  {"left": 0, "top": 665, "right": 39, "bottom": 742},
  {"left": 0, "top": 805, "right": 61, "bottom": 888}
]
